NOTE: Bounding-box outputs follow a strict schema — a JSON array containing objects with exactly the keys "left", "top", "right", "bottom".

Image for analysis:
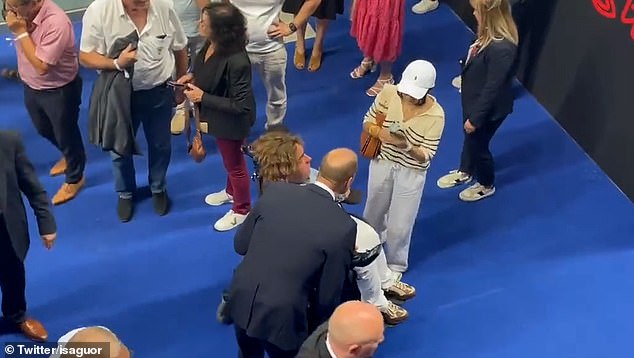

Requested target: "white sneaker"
[
  {"left": 214, "top": 210, "right": 247, "bottom": 231},
  {"left": 452, "top": 75, "right": 462, "bottom": 92},
  {"left": 437, "top": 170, "right": 472, "bottom": 189},
  {"left": 459, "top": 183, "right": 496, "bottom": 202},
  {"left": 205, "top": 189, "right": 234, "bottom": 206},
  {"left": 412, "top": 0, "right": 439, "bottom": 14}
]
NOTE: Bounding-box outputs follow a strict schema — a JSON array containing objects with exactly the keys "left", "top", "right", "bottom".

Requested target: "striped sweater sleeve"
[
  {"left": 414, "top": 116, "right": 444, "bottom": 161},
  {"left": 363, "top": 85, "right": 394, "bottom": 124}
]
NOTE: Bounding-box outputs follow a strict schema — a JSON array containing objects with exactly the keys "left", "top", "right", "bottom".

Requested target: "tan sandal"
[
  {"left": 308, "top": 51, "right": 322, "bottom": 72},
  {"left": 294, "top": 49, "right": 305, "bottom": 70}
]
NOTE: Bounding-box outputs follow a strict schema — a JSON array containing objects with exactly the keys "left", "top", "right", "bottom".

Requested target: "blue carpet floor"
[{"left": 1, "top": 3, "right": 634, "bottom": 357}]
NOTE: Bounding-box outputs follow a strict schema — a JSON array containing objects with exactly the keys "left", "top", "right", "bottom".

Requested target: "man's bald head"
[
  {"left": 317, "top": 148, "right": 358, "bottom": 193},
  {"left": 63, "top": 327, "right": 130, "bottom": 358},
  {"left": 328, "top": 301, "right": 384, "bottom": 357}
]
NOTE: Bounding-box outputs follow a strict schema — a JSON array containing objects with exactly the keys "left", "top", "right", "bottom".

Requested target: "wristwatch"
[{"left": 288, "top": 22, "right": 297, "bottom": 33}]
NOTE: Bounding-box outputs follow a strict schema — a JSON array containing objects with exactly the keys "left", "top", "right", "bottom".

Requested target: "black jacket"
[
  {"left": 0, "top": 131, "right": 56, "bottom": 261},
  {"left": 88, "top": 31, "right": 141, "bottom": 157},
  {"left": 227, "top": 182, "right": 356, "bottom": 351},
  {"left": 296, "top": 320, "right": 331, "bottom": 358},
  {"left": 460, "top": 38, "right": 518, "bottom": 127},
  {"left": 192, "top": 43, "right": 256, "bottom": 141}
]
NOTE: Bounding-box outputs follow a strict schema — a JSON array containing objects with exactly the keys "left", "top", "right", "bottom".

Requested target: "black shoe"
[
  {"left": 117, "top": 197, "right": 134, "bottom": 222},
  {"left": 152, "top": 191, "right": 170, "bottom": 216}
]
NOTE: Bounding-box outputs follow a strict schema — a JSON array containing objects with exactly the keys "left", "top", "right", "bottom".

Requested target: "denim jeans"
[{"left": 111, "top": 84, "right": 173, "bottom": 198}]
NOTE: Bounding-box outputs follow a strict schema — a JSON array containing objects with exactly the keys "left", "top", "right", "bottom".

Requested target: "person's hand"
[
  {"left": 184, "top": 83, "right": 204, "bottom": 103},
  {"left": 177, "top": 73, "right": 194, "bottom": 85},
  {"left": 464, "top": 119, "right": 476, "bottom": 134},
  {"left": 378, "top": 128, "right": 407, "bottom": 148},
  {"left": 116, "top": 44, "right": 137, "bottom": 68},
  {"left": 267, "top": 21, "right": 293, "bottom": 39},
  {"left": 41, "top": 233, "right": 56, "bottom": 250},
  {"left": 5, "top": 11, "right": 27, "bottom": 35}
]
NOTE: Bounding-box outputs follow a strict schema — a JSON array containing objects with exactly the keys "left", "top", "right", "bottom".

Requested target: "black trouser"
[
  {"left": 459, "top": 116, "right": 506, "bottom": 187},
  {"left": 0, "top": 216, "right": 27, "bottom": 325},
  {"left": 23, "top": 76, "right": 86, "bottom": 184},
  {"left": 234, "top": 326, "right": 298, "bottom": 358}
]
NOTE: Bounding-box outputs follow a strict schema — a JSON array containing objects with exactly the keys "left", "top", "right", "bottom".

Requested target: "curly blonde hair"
[{"left": 251, "top": 132, "right": 304, "bottom": 183}]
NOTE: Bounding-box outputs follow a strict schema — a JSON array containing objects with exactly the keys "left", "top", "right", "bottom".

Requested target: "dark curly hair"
[{"left": 202, "top": 2, "right": 248, "bottom": 55}]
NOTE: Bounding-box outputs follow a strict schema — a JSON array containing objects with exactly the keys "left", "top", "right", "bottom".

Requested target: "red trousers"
[{"left": 216, "top": 138, "right": 251, "bottom": 215}]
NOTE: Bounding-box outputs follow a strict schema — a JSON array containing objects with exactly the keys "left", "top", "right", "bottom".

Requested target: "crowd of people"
[{"left": 0, "top": 0, "right": 519, "bottom": 356}]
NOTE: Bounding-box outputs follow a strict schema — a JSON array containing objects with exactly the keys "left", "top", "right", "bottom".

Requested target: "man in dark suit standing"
[
  {"left": 297, "top": 300, "right": 385, "bottom": 358},
  {"left": 227, "top": 148, "right": 359, "bottom": 358},
  {"left": 0, "top": 131, "right": 56, "bottom": 341}
]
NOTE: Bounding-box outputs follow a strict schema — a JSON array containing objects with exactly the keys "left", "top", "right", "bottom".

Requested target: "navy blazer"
[
  {"left": 228, "top": 182, "right": 356, "bottom": 351},
  {"left": 460, "top": 38, "right": 518, "bottom": 127},
  {"left": 0, "top": 131, "right": 56, "bottom": 261}
]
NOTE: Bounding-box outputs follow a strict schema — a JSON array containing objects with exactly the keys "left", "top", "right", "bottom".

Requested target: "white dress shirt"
[
  {"left": 312, "top": 180, "right": 336, "bottom": 201},
  {"left": 230, "top": 0, "right": 285, "bottom": 54},
  {"left": 80, "top": 0, "right": 188, "bottom": 90},
  {"left": 325, "top": 334, "right": 338, "bottom": 358}
]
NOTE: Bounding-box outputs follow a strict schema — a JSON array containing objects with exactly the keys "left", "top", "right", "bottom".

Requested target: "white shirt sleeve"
[
  {"left": 168, "top": 5, "right": 189, "bottom": 51},
  {"left": 79, "top": 3, "right": 106, "bottom": 54}
]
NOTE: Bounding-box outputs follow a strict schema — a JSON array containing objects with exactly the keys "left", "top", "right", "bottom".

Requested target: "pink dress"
[{"left": 351, "top": 0, "right": 405, "bottom": 63}]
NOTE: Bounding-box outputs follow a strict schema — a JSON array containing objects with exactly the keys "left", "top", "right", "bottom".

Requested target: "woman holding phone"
[
  {"left": 360, "top": 60, "right": 445, "bottom": 274},
  {"left": 178, "top": 2, "right": 256, "bottom": 231}
]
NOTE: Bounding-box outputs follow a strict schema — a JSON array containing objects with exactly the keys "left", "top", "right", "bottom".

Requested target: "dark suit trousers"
[
  {"left": 234, "top": 326, "right": 298, "bottom": 358},
  {"left": 459, "top": 116, "right": 506, "bottom": 187},
  {"left": 23, "top": 76, "right": 85, "bottom": 184},
  {"left": 0, "top": 216, "right": 27, "bottom": 324}
]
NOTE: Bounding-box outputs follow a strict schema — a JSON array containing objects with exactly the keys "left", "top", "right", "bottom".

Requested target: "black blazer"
[
  {"left": 227, "top": 182, "right": 357, "bottom": 351},
  {"left": 192, "top": 43, "right": 256, "bottom": 141},
  {"left": 88, "top": 31, "right": 141, "bottom": 157},
  {"left": 460, "top": 38, "right": 518, "bottom": 127},
  {"left": 0, "top": 131, "right": 56, "bottom": 261},
  {"left": 296, "top": 320, "right": 331, "bottom": 358}
]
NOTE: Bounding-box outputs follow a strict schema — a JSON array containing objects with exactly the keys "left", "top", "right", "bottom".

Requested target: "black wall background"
[{"left": 443, "top": 0, "right": 634, "bottom": 201}]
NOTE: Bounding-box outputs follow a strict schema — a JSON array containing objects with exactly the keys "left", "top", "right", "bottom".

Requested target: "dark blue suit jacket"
[
  {"left": 227, "top": 182, "right": 357, "bottom": 351},
  {"left": 460, "top": 38, "right": 518, "bottom": 127}
]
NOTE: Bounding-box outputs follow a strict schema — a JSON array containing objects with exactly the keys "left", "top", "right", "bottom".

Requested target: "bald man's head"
[
  {"left": 327, "top": 301, "right": 384, "bottom": 357},
  {"left": 317, "top": 148, "right": 358, "bottom": 194},
  {"left": 62, "top": 327, "right": 130, "bottom": 358}
]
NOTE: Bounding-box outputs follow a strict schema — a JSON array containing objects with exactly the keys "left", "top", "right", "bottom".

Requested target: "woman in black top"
[
  {"left": 179, "top": 3, "right": 256, "bottom": 231},
  {"left": 437, "top": 0, "right": 518, "bottom": 202}
]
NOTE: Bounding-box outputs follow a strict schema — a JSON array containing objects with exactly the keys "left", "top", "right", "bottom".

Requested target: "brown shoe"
[
  {"left": 49, "top": 158, "right": 67, "bottom": 177},
  {"left": 19, "top": 318, "right": 48, "bottom": 341},
  {"left": 52, "top": 176, "right": 85, "bottom": 205}
]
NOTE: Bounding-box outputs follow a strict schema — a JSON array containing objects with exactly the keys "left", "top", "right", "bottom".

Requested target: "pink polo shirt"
[{"left": 16, "top": 0, "right": 78, "bottom": 90}]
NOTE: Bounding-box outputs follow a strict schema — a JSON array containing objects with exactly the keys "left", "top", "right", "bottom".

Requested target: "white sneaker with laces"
[
  {"left": 214, "top": 210, "right": 247, "bottom": 231},
  {"left": 205, "top": 189, "right": 233, "bottom": 206},
  {"left": 412, "top": 0, "right": 439, "bottom": 14}
]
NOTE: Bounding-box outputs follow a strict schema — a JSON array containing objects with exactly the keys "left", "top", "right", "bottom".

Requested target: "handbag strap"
[{"left": 185, "top": 100, "right": 202, "bottom": 147}]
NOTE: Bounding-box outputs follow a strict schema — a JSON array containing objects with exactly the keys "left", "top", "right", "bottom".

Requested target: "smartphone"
[{"left": 167, "top": 81, "right": 185, "bottom": 88}]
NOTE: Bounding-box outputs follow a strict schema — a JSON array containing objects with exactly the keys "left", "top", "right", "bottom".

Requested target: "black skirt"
[{"left": 283, "top": 0, "right": 344, "bottom": 20}]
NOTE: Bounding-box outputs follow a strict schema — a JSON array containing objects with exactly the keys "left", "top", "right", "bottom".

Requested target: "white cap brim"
[{"left": 397, "top": 82, "right": 430, "bottom": 100}]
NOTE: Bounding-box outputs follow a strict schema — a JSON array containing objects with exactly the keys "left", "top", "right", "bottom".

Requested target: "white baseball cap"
[{"left": 397, "top": 60, "right": 437, "bottom": 100}]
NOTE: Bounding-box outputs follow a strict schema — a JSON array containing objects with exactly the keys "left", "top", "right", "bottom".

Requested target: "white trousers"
[
  {"left": 351, "top": 216, "right": 399, "bottom": 310},
  {"left": 248, "top": 47, "right": 287, "bottom": 128},
  {"left": 363, "top": 159, "right": 427, "bottom": 273}
]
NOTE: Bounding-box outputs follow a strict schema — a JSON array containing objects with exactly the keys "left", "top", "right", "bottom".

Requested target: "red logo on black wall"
[{"left": 593, "top": 0, "right": 634, "bottom": 39}]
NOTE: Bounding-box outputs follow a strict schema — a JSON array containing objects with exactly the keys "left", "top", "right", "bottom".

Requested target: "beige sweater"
[{"left": 363, "top": 84, "right": 445, "bottom": 171}]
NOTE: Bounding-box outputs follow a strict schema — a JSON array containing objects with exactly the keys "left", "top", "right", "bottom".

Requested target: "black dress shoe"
[
  {"left": 152, "top": 191, "right": 170, "bottom": 216},
  {"left": 117, "top": 197, "right": 134, "bottom": 222},
  {"left": 342, "top": 189, "right": 363, "bottom": 205}
]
